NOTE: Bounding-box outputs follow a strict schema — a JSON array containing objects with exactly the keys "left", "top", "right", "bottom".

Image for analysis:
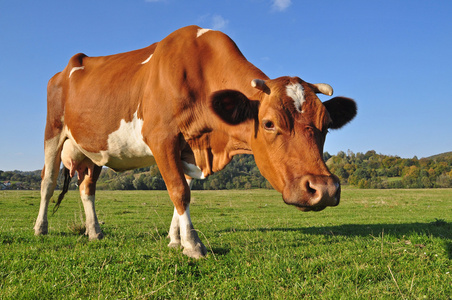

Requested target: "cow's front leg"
[
  {"left": 168, "top": 206, "right": 207, "bottom": 259},
  {"left": 150, "top": 137, "right": 207, "bottom": 258},
  {"left": 179, "top": 205, "right": 207, "bottom": 258},
  {"left": 168, "top": 207, "right": 181, "bottom": 248},
  {"left": 166, "top": 183, "right": 207, "bottom": 258},
  {"left": 168, "top": 178, "right": 195, "bottom": 249}
]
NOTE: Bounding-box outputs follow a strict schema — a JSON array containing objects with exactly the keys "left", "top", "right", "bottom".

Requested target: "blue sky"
[{"left": 1, "top": 0, "right": 451, "bottom": 171}]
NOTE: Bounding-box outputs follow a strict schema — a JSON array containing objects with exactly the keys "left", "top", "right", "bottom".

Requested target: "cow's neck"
[{"left": 178, "top": 44, "right": 268, "bottom": 176}]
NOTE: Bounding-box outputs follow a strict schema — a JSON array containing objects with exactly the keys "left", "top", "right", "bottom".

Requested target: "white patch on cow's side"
[
  {"left": 141, "top": 54, "right": 153, "bottom": 64},
  {"left": 286, "top": 83, "right": 305, "bottom": 113},
  {"left": 69, "top": 66, "right": 85, "bottom": 78},
  {"left": 181, "top": 161, "right": 205, "bottom": 179},
  {"left": 66, "top": 111, "right": 155, "bottom": 170},
  {"left": 197, "top": 28, "right": 211, "bottom": 38},
  {"left": 102, "top": 111, "right": 154, "bottom": 169}
]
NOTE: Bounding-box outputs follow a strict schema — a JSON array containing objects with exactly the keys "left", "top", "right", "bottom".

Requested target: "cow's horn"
[
  {"left": 251, "top": 79, "right": 270, "bottom": 94},
  {"left": 312, "top": 83, "right": 334, "bottom": 96}
]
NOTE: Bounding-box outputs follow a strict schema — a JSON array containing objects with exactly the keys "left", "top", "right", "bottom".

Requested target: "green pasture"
[{"left": 1, "top": 189, "right": 451, "bottom": 299}]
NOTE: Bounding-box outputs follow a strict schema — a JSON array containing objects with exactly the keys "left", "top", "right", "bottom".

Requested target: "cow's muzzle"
[{"left": 282, "top": 175, "right": 341, "bottom": 212}]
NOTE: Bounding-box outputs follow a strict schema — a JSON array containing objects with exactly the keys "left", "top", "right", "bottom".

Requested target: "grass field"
[{"left": 1, "top": 188, "right": 451, "bottom": 299}]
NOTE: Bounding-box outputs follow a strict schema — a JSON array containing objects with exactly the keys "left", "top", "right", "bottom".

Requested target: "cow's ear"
[
  {"left": 210, "top": 90, "right": 258, "bottom": 125},
  {"left": 323, "top": 97, "right": 357, "bottom": 129}
]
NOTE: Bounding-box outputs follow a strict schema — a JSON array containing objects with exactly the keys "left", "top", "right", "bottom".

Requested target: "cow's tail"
[{"left": 53, "top": 167, "right": 71, "bottom": 215}]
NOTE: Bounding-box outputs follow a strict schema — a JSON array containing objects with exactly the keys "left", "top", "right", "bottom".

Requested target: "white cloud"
[
  {"left": 211, "top": 15, "right": 229, "bottom": 30},
  {"left": 272, "top": 0, "right": 292, "bottom": 12},
  {"left": 196, "top": 14, "right": 229, "bottom": 31}
]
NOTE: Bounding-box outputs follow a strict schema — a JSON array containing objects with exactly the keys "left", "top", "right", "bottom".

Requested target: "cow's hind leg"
[
  {"left": 34, "top": 136, "right": 63, "bottom": 235},
  {"left": 78, "top": 165, "right": 103, "bottom": 240}
]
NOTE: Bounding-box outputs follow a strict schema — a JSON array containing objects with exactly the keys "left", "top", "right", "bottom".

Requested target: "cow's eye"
[{"left": 262, "top": 120, "right": 275, "bottom": 131}]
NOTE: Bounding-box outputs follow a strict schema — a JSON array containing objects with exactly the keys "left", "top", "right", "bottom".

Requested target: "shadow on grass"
[{"left": 220, "top": 221, "right": 452, "bottom": 258}]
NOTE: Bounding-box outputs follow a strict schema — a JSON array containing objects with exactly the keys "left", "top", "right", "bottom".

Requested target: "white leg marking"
[
  {"left": 69, "top": 66, "right": 85, "bottom": 78},
  {"left": 167, "top": 178, "right": 193, "bottom": 248},
  {"left": 182, "top": 161, "right": 205, "bottom": 179},
  {"left": 141, "top": 54, "right": 153, "bottom": 64},
  {"left": 178, "top": 206, "right": 207, "bottom": 258},
  {"left": 179, "top": 207, "right": 194, "bottom": 248},
  {"left": 168, "top": 207, "right": 181, "bottom": 248},
  {"left": 286, "top": 83, "right": 305, "bottom": 113},
  {"left": 80, "top": 189, "right": 103, "bottom": 240},
  {"left": 197, "top": 28, "right": 211, "bottom": 38}
]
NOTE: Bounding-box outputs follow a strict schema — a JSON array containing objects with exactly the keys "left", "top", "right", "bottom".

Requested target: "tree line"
[
  {"left": 1, "top": 151, "right": 451, "bottom": 190},
  {"left": 325, "top": 150, "right": 452, "bottom": 189}
]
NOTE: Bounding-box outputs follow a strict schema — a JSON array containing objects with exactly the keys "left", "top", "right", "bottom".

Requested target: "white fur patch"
[
  {"left": 168, "top": 207, "right": 181, "bottom": 244},
  {"left": 182, "top": 161, "right": 205, "bottom": 179},
  {"left": 286, "top": 83, "right": 305, "bottom": 113},
  {"left": 141, "top": 54, "right": 153, "bottom": 64},
  {"left": 197, "top": 28, "right": 211, "bottom": 38},
  {"left": 67, "top": 111, "right": 155, "bottom": 170},
  {"left": 102, "top": 111, "right": 154, "bottom": 169},
  {"left": 69, "top": 66, "right": 85, "bottom": 78},
  {"left": 178, "top": 207, "right": 193, "bottom": 245}
]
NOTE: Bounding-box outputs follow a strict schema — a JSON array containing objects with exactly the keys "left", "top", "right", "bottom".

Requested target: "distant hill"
[{"left": 426, "top": 151, "right": 452, "bottom": 160}]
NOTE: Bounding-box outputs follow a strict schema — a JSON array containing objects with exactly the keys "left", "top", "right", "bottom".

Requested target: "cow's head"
[{"left": 211, "top": 77, "right": 356, "bottom": 211}]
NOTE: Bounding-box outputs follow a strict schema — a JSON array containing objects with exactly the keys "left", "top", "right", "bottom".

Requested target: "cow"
[{"left": 34, "top": 25, "right": 356, "bottom": 258}]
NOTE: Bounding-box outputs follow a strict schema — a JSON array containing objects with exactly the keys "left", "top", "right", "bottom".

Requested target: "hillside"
[
  {"left": 426, "top": 151, "right": 452, "bottom": 160},
  {"left": 1, "top": 150, "right": 451, "bottom": 190}
]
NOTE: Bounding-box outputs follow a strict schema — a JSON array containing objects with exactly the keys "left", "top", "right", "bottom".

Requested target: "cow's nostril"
[{"left": 305, "top": 179, "right": 317, "bottom": 195}]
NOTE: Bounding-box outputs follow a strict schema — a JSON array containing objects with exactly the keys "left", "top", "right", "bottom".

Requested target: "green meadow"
[{"left": 1, "top": 189, "right": 451, "bottom": 299}]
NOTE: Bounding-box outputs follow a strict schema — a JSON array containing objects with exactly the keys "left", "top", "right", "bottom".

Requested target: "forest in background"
[{"left": 1, "top": 151, "right": 451, "bottom": 191}]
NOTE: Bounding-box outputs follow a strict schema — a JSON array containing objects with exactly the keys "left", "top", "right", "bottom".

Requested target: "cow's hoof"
[
  {"left": 168, "top": 240, "right": 181, "bottom": 248},
  {"left": 87, "top": 231, "right": 104, "bottom": 241},
  {"left": 34, "top": 224, "right": 48, "bottom": 236},
  {"left": 34, "top": 228, "right": 48, "bottom": 236},
  {"left": 183, "top": 242, "right": 207, "bottom": 259}
]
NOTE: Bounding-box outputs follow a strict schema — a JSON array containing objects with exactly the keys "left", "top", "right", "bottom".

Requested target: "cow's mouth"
[{"left": 296, "top": 205, "right": 326, "bottom": 212}]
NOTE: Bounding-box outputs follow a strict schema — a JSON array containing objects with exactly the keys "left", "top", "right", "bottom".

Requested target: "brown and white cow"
[{"left": 34, "top": 25, "right": 356, "bottom": 258}]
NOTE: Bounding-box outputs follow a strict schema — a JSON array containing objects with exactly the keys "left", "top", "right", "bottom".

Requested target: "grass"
[{"left": 0, "top": 188, "right": 451, "bottom": 299}]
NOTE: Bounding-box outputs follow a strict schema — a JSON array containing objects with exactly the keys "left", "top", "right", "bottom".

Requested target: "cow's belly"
[{"left": 78, "top": 138, "right": 156, "bottom": 172}]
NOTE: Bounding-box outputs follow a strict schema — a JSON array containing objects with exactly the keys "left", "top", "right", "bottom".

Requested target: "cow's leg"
[
  {"left": 78, "top": 165, "right": 103, "bottom": 240},
  {"left": 168, "top": 207, "right": 181, "bottom": 248},
  {"left": 179, "top": 204, "right": 207, "bottom": 258},
  {"left": 34, "top": 136, "right": 63, "bottom": 235},
  {"left": 166, "top": 178, "right": 206, "bottom": 258},
  {"left": 168, "top": 178, "right": 193, "bottom": 248},
  {"left": 151, "top": 139, "right": 207, "bottom": 258}
]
